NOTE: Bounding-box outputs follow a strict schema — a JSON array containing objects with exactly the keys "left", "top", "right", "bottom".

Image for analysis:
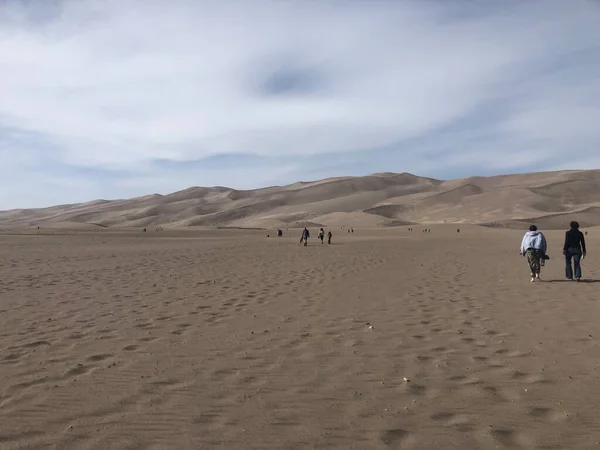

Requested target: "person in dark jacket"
[{"left": 563, "top": 221, "right": 586, "bottom": 281}]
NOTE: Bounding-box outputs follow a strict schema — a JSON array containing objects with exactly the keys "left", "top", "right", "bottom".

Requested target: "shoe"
[
  {"left": 576, "top": 277, "right": 581, "bottom": 282},
  {"left": 535, "top": 273, "right": 540, "bottom": 279},
  {"left": 530, "top": 277, "right": 535, "bottom": 282}
]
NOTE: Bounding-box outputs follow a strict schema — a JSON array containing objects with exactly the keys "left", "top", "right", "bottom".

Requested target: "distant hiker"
[
  {"left": 143, "top": 228, "right": 146, "bottom": 232},
  {"left": 351, "top": 228, "right": 354, "bottom": 233},
  {"left": 520, "top": 225, "right": 548, "bottom": 282},
  {"left": 348, "top": 229, "right": 350, "bottom": 233},
  {"left": 277, "top": 229, "right": 283, "bottom": 237},
  {"left": 300, "top": 227, "right": 310, "bottom": 246},
  {"left": 318, "top": 228, "right": 325, "bottom": 244},
  {"left": 457, "top": 228, "right": 460, "bottom": 233},
  {"left": 564, "top": 221, "right": 586, "bottom": 281},
  {"left": 327, "top": 231, "right": 332, "bottom": 244}
]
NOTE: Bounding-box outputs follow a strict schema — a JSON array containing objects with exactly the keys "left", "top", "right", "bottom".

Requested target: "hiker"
[
  {"left": 563, "top": 221, "right": 586, "bottom": 281},
  {"left": 318, "top": 228, "right": 325, "bottom": 244},
  {"left": 300, "top": 227, "right": 310, "bottom": 246},
  {"left": 520, "top": 225, "right": 548, "bottom": 282},
  {"left": 327, "top": 231, "right": 332, "bottom": 244}
]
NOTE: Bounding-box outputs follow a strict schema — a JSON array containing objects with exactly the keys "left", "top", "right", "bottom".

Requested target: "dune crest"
[{"left": 1, "top": 170, "right": 600, "bottom": 229}]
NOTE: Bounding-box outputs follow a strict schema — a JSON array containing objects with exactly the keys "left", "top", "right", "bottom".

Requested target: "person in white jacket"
[{"left": 520, "top": 225, "right": 548, "bottom": 282}]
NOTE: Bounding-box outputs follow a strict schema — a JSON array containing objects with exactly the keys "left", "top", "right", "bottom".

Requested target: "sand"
[
  {"left": 2, "top": 169, "right": 600, "bottom": 230},
  {"left": 1, "top": 226, "right": 600, "bottom": 449}
]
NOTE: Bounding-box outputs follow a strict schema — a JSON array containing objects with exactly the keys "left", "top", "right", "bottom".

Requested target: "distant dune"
[{"left": 1, "top": 170, "right": 600, "bottom": 230}]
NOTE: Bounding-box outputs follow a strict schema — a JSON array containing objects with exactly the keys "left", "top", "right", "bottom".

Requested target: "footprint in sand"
[
  {"left": 156, "top": 315, "right": 174, "bottom": 321},
  {"left": 86, "top": 354, "right": 113, "bottom": 362},
  {"left": 380, "top": 429, "right": 410, "bottom": 446},
  {"left": 431, "top": 346, "right": 448, "bottom": 353},
  {"left": 21, "top": 340, "right": 51, "bottom": 349},
  {"left": 66, "top": 364, "right": 91, "bottom": 377},
  {"left": 3, "top": 352, "right": 23, "bottom": 362},
  {"left": 430, "top": 411, "right": 455, "bottom": 421},
  {"left": 485, "top": 427, "right": 533, "bottom": 447},
  {"left": 527, "top": 407, "right": 570, "bottom": 422}
]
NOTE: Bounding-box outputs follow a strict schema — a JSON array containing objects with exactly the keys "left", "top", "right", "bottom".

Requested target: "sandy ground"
[{"left": 1, "top": 226, "right": 600, "bottom": 449}]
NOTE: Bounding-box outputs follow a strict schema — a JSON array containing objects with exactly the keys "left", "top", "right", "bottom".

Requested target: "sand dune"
[
  {"left": 1, "top": 226, "right": 600, "bottom": 449},
  {"left": 2, "top": 170, "right": 600, "bottom": 230}
]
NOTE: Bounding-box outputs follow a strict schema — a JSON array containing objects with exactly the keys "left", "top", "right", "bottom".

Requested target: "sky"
[{"left": 1, "top": 0, "right": 600, "bottom": 209}]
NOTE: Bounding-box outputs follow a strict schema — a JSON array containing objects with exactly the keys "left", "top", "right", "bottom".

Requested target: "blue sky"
[{"left": 1, "top": 0, "right": 600, "bottom": 209}]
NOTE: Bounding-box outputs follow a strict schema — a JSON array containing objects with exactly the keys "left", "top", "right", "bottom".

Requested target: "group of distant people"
[
  {"left": 300, "top": 227, "right": 333, "bottom": 246},
  {"left": 407, "top": 228, "right": 436, "bottom": 233},
  {"left": 142, "top": 227, "right": 163, "bottom": 233},
  {"left": 520, "top": 221, "right": 588, "bottom": 282}
]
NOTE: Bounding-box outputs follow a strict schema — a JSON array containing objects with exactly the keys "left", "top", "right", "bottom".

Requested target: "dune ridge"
[{"left": 2, "top": 170, "right": 600, "bottom": 230}]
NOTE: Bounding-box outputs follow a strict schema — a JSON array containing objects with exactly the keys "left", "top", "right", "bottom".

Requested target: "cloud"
[{"left": 0, "top": 0, "right": 599, "bottom": 208}]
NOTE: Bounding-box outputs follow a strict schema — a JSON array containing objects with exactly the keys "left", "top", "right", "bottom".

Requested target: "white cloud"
[{"left": 0, "top": 0, "right": 599, "bottom": 208}]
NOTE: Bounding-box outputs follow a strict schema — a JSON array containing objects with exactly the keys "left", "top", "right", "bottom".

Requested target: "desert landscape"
[
  {"left": 2, "top": 170, "right": 600, "bottom": 231},
  {"left": 2, "top": 0, "right": 599, "bottom": 446},
  {"left": 1, "top": 171, "right": 600, "bottom": 449}
]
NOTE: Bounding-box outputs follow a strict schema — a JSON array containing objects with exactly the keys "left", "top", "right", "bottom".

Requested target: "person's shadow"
[{"left": 545, "top": 279, "right": 600, "bottom": 283}]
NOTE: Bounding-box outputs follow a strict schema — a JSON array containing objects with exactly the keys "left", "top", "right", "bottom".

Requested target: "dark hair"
[
  {"left": 529, "top": 225, "right": 537, "bottom": 231},
  {"left": 570, "top": 221, "right": 579, "bottom": 229}
]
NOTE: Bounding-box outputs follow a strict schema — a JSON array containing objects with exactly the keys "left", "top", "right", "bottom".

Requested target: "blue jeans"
[{"left": 565, "top": 250, "right": 582, "bottom": 279}]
